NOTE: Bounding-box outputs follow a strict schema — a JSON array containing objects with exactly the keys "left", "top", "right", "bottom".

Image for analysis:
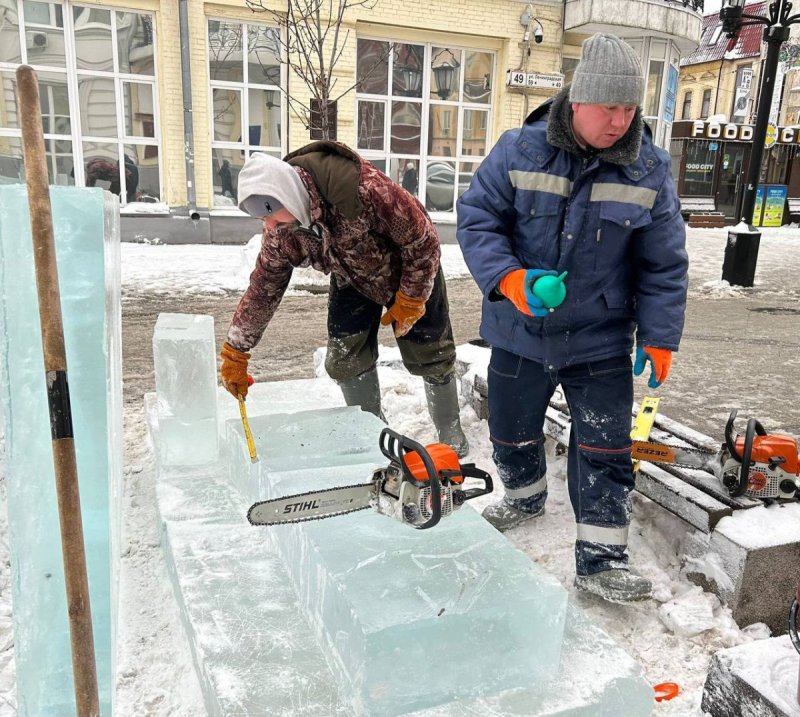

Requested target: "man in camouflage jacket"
[{"left": 219, "top": 141, "right": 468, "bottom": 456}]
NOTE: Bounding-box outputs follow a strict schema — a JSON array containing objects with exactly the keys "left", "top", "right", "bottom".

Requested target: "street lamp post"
[{"left": 719, "top": 0, "right": 795, "bottom": 286}]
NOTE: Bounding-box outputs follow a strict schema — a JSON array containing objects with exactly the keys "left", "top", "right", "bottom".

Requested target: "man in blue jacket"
[{"left": 457, "top": 33, "right": 688, "bottom": 603}]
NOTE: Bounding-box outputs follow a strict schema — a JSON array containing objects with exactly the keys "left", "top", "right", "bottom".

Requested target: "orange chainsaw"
[
  {"left": 631, "top": 410, "right": 800, "bottom": 501},
  {"left": 248, "top": 428, "right": 494, "bottom": 529}
]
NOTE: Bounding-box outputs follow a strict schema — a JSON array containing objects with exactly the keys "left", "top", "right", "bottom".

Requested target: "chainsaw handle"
[
  {"left": 378, "top": 427, "right": 441, "bottom": 529},
  {"left": 459, "top": 464, "right": 494, "bottom": 501},
  {"left": 729, "top": 416, "right": 768, "bottom": 497},
  {"left": 725, "top": 410, "right": 741, "bottom": 461}
]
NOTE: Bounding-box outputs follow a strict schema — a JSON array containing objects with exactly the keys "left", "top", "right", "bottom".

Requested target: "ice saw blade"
[
  {"left": 630, "top": 440, "right": 719, "bottom": 473},
  {"left": 247, "top": 483, "right": 375, "bottom": 525}
]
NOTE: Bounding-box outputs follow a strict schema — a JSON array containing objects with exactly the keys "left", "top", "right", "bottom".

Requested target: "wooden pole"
[{"left": 15, "top": 64, "right": 100, "bottom": 717}]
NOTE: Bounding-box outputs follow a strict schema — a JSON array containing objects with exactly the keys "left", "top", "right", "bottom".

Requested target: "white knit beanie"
[
  {"left": 569, "top": 34, "right": 644, "bottom": 106},
  {"left": 237, "top": 152, "right": 312, "bottom": 227}
]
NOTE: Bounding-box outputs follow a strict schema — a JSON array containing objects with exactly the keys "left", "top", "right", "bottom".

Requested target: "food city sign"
[{"left": 690, "top": 120, "right": 800, "bottom": 146}]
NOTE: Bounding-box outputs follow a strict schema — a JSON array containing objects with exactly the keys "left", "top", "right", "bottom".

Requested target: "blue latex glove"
[
  {"left": 499, "top": 269, "right": 558, "bottom": 318},
  {"left": 633, "top": 346, "right": 673, "bottom": 389}
]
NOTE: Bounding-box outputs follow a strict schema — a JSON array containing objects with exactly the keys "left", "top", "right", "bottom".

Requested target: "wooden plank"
[
  {"left": 543, "top": 400, "right": 755, "bottom": 528},
  {"left": 635, "top": 463, "right": 731, "bottom": 533}
]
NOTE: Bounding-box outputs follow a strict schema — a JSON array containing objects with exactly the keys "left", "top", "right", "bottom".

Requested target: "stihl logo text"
[
  {"left": 283, "top": 500, "right": 320, "bottom": 514},
  {"left": 636, "top": 447, "right": 670, "bottom": 457}
]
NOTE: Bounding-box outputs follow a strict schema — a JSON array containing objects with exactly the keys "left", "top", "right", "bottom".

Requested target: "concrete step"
[{"left": 702, "top": 635, "right": 800, "bottom": 717}]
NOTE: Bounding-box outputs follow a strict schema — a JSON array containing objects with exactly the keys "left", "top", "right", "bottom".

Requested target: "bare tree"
[{"left": 244, "top": 0, "right": 389, "bottom": 140}]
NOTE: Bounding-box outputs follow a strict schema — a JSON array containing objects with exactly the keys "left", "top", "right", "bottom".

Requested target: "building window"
[
  {"left": 561, "top": 56, "right": 579, "bottom": 86},
  {"left": 355, "top": 38, "right": 493, "bottom": 214},
  {"left": 208, "top": 19, "right": 283, "bottom": 208},
  {"left": 683, "top": 141, "right": 715, "bottom": 196},
  {"left": 0, "top": 1, "right": 160, "bottom": 205},
  {"left": 709, "top": 24, "right": 724, "bottom": 46},
  {"left": 701, "top": 89, "right": 712, "bottom": 118},
  {"left": 681, "top": 91, "right": 692, "bottom": 120},
  {"left": 644, "top": 59, "right": 664, "bottom": 119}
]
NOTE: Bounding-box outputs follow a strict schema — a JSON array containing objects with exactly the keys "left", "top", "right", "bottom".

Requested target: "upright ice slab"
[
  {"left": 153, "top": 313, "right": 218, "bottom": 466},
  {"left": 0, "top": 185, "right": 120, "bottom": 716},
  {"left": 226, "top": 407, "right": 569, "bottom": 715}
]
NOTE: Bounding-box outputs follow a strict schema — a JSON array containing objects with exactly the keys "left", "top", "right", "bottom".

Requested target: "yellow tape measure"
[{"left": 239, "top": 396, "right": 258, "bottom": 463}]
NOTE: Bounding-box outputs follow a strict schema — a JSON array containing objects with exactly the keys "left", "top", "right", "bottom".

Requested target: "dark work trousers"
[
  {"left": 487, "top": 348, "right": 635, "bottom": 576},
  {"left": 324, "top": 268, "right": 456, "bottom": 383}
]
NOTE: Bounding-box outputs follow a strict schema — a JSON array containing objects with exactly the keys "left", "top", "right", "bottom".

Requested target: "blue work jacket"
[{"left": 456, "top": 95, "right": 688, "bottom": 369}]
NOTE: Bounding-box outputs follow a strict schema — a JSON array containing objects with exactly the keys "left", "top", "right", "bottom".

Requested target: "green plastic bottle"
[{"left": 533, "top": 271, "right": 568, "bottom": 309}]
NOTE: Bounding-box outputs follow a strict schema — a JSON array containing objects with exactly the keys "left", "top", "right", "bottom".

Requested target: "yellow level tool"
[
  {"left": 631, "top": 396, "right": 660, "bottom": 473},
  {"left": 238, "top": 396, "right": 258, "bottom": 463}
]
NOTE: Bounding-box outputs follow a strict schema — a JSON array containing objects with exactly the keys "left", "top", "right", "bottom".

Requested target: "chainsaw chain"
[
  {"left": 247, "top": 480, "right": 377, "bottom": 526},
  {"left": 658, "top": 443, "right": 719, "bottom": 469}
]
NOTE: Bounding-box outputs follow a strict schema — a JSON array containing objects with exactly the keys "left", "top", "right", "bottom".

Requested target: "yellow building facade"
[{"left": 0, "top": 0, "right": 702, "bottom": 241}]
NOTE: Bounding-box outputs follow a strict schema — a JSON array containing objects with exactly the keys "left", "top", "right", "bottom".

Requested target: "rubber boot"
[
  {"left": 482, "top": 500, "right": 544, "bottom": 532},
  {"left": 424, "top": 376, "right": 469, "bottom": 458},
  {"left": 574, "top": 569, "right": 653, "bottom": 603},
  {"left": 338, "top": 366, "right": 384, "bottom": 420}
]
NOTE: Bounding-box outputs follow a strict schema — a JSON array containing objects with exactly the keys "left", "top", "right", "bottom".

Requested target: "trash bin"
[{"left": 721, "top": 225, "right": 761, "bottom": 287}]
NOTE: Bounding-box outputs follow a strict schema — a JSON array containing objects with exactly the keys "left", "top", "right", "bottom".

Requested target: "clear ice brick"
[{"left": 153, "top": 313, "right": 219, "bottom": 466}]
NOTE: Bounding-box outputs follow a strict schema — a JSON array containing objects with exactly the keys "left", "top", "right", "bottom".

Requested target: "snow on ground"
[
  {"left": 118, "top": 225, "right": 800, "bottom": 299},
  {"left": 2, "top": 225, "right": 800, "bottom": 716}
]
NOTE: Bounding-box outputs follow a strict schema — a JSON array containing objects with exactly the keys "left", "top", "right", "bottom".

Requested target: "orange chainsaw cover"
[
  {"left": 403, "top": 444, "right": 463, "bottom": 483},
  {"left": 734, "top": 434, "right": 799, "bottom": 475}
]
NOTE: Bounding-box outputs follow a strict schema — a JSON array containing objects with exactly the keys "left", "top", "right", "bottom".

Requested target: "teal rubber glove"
[
  {"left": 634, "top": 346, "right": 673, "bottom": 389},
  {"left": 499, "top": 269, "right": 558, "bottom": 317}
]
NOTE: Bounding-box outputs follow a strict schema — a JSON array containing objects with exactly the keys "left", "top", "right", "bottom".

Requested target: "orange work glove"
[
  {"left": 380, "top": 290, "right": 426, "bottom": 337},
  {"left": 498, "top": 269, "right": 557, "bottom": 317},
  {"left": 220, "top": 341, "right": 252, "bottom": 398},
  {"left": 633, "top": 346, "right": 673, "bottom": 388}
]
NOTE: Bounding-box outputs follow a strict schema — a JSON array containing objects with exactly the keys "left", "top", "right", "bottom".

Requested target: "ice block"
[
  {"left": 226, "top": 407, "right": 569, "bottom": 715},
  {"left": 164, "top": 520, "right": 351, "bottom": 716},
  {"left": 0, "top": 185, "right": 117, "bottom": 716},
  {"left": 152, "top": 313, "right": 219, "bottom": 466},
  {"left": 150, "top": 376, "right": 653, "bottom": 716}
]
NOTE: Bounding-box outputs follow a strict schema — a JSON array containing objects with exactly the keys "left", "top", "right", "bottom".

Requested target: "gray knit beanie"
[{"left": 569, "top": 34, "right": 644, "bottom": 106}]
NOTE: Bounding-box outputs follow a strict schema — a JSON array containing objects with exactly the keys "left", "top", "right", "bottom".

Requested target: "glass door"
[{"left": 716, "top": 144, "right": 746, "bottom": 221}]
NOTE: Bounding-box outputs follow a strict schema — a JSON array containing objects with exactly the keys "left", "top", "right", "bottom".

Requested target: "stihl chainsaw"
[
  {"left": 632, "top": 409, "right": 800, "bottom": 501},
  {"left": 247, "top": 427, "right": 493, "bottom": 529}
]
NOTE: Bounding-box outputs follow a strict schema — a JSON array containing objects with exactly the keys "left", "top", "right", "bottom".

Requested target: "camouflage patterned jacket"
[{"left": 227, "top": 142, "right": 441, "bottom": 351}]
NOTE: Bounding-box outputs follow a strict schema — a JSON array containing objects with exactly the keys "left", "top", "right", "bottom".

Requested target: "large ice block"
[
  {"left": 0, "top": 185, "right": 119, "bottom": 716},
  {"left": 414, "top": 600, "right": 655, "bottom": 716},
  {"left": 164, "top": 520, "right": 352, "bottom": 716},
  {"left": 162, "top": 496, "right": 653, "bottom": 717},
  {"left": 150, "top": 375, "right": 653, "bottom": 716},
  {"left": 226, "top": 407, "right": 568, "bottom": 715},
  {"left": 153, "top": 313, "right": 218, "bottom": 466}
]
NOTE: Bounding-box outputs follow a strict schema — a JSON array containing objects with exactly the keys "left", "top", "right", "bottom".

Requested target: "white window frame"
[
  {"left": 354, "top": 37, "right": 494, "bottom": 221},
  {"left": 0, "top": 0, "right": 162, "bottom": 207},
  {"left": 207, "top": 17, "right": 285, "bottom": 212}
]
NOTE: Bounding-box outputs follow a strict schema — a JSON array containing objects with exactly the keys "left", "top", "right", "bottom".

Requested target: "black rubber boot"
[
  {"left": 338, "top": 366, "right": 383, "bottom": 420},
  {"left": 423, "top": 376, "right": 469, "bottom": 458}
]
